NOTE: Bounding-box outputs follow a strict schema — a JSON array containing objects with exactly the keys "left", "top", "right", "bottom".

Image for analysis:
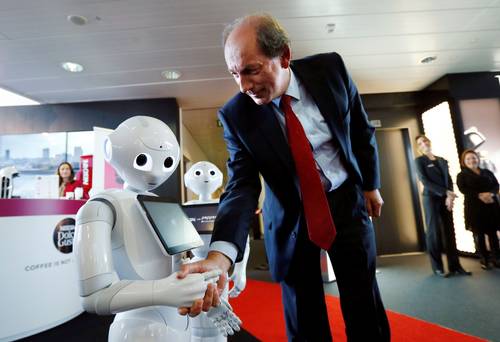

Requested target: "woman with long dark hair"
[{"left": 56, "top": 162, "right": 87, "bottom": 199}]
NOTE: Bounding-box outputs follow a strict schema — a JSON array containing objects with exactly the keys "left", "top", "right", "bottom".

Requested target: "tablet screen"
[{"left": 137, "top": 195, "right": 203, "bottom": 255}]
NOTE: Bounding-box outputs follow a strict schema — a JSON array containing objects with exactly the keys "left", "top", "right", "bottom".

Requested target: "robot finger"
[
  {"left": 220, "top": 297, "right": 232, "bottom": 310},
  {"left": 225, "top": 325, "right": 235, "bottom": 336},
  {"left": 216, "top": 321, "right": 233, "bottom": 337},
  {"left": 229, "top": 316, "right": 242, "bottom": 331},
  {"left": 203, "top": 269, "right": 222, "bottom": 282},
  {"left": 228, "top": 287, "right": 241, "bottom": 298}
]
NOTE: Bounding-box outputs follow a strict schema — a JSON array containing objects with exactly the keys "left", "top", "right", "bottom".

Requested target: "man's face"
[
  {"left": 224, "top": 26, "right": 290, "bottom": 105},
  {"left": 416, "top": 136, "right": 432, "bottom": 154}
]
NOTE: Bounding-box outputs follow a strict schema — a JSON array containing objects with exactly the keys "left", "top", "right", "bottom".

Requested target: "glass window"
[{"left": 0, "top": 131, "right": 93, "bottom": 198}]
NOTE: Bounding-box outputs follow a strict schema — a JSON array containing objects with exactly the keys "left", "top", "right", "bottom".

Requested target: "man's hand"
[
  {"left": 364, "top": 189, "right": 384, "bottom": 218},
  {"left": 478, "top": 192, "right": 494, "bottom": 204},
  {"left": 177, "top": 251, "right": 232, "bottom": 317}
]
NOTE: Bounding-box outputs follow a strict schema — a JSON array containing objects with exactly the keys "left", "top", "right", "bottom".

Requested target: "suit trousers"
[
  {"left": 280, "top": 180, "right": 390, "bottom": 341},
  {"left": 422, "top": 195, "right": 461, "bottom": 272}
]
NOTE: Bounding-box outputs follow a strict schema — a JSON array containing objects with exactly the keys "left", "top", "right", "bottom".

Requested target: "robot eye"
[
  {"left": 195, "top": 170, "right": 203, "bottom": 176},
  {"left": 133, "top": 153, "right": 153, "bottom": 171},
  {"left": 164, "top": 157, "right": 174, "bottom": 169},
  {"left": 163, "top": 156, "right": 176, "bottom": 172},
  {"left": 136, "top": 154, "right": 147, "bottom": 166},
  {"left": 209, "top": 170, "right": 216, "bottom": 176}
]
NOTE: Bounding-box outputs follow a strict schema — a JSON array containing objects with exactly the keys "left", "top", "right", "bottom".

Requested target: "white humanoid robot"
[
  {"left": 183, "top": 162, "right": 250, "bottom": 342},
  {"left": 74, "top": 116, "right": 241, "bottom": 342},
  {"left": 184, "top": 161, "right": 250, "bottom": 299}
]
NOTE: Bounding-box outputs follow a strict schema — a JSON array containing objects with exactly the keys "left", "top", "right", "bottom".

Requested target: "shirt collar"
[{"left": 272, "top": 69, "right": 301, "bottom": 108}]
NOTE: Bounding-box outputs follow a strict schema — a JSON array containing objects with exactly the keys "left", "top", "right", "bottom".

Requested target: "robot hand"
[
  {"left": 154, "top": 269, "right": 221, "bottom": 307},
  {"left": 228, "top": 236, "right": 250, "bottom": 298},
  {"left": 206, "top": 298, "right": 242, "bottom": 337},
  {"left": 228, "top": 264, "right": 247, "bottom": 298}
]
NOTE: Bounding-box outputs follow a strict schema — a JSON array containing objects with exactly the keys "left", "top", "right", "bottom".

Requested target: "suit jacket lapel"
[{"left": 255, "top": 104, "right": 295, "bottom": 174}]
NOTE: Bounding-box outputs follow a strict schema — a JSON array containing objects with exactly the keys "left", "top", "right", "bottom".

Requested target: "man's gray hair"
[{"left": 222, "top": 13, "right": 290, "bottom": 58}]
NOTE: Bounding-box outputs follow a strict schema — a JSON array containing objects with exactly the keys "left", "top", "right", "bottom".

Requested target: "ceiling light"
[
  {"left": 420, "top": 56, "right": 437, "bottom": 64},
  {"left": 161, "top": 70, "right": 182, "bottom": 80},
  {"left": 67, "top": 15, "right": 88, "bottom": 26},
  {"left": 326, "top": 23, "right": 336, "bottom": 34},
  {"left": 61, "top": 62, "right": 84, "bottom": 73}
]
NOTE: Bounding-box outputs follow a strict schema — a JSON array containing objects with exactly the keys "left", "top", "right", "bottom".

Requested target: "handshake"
[{"left": 159, "top": 269, "right": 242, "bottom": 337}]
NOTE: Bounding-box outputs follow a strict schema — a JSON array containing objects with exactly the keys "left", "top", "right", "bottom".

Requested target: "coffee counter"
[{"left": 0, "top": 199, "right": 86, "bottom": 341}]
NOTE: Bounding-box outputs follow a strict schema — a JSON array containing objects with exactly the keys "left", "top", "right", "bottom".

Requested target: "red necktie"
[{"left": 280, "top": 94, "right": 337, "bottom": 250}]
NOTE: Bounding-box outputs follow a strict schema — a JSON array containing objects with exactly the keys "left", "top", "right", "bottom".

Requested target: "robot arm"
[
  {"left": 229, "top": 235, "right": 250, "bottom": 298},
  {"left": 83, "top": 271, "right": 220, "bottom": 315},
  {"left": 74, "top": 200, "right": 219, "bottom": 315}
]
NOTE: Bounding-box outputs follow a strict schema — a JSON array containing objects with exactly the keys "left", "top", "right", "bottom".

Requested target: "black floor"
[{"left": 18, "top": 240, "right": 500, "bottom": 342}]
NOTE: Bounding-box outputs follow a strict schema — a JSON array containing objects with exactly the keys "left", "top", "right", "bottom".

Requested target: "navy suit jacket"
[
  {"left": 212, "top": 52, "right": 380, "bottom": 281},
  {"left": 415, "top": 155, "right": 453, "bottom": 197}
]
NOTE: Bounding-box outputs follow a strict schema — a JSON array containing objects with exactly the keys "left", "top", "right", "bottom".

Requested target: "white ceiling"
[
  {"left": 1, "top": 0, "right": 499, "bottom": 171},
  {"left": 1, "top": 0, "right": 499, "bottom": 109}
]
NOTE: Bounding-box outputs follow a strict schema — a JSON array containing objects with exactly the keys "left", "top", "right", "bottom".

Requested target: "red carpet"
[{"left": 230, "top": 279, "right": 486, "bottom": 342}]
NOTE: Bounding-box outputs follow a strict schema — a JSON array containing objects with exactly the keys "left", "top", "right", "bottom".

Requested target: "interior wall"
[
  {"left": 459, "top": 98, "right": 500, "bottom": 181},
  {"left": 362, "top": 92, "right": 422, "bottom": 155},
  {"left": 181, "top": 123, "right": 208, "bottom": 202},
  {"left": 181, "top": 124, "right": 207, "bottom": 163},
  {"left": 361, "top": 91, "right": 426, "bottom": 252}
]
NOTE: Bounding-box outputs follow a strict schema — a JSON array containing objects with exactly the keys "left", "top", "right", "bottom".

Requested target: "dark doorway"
[{"left": 373, "top": 128, "right": 424, "bottom": 255}]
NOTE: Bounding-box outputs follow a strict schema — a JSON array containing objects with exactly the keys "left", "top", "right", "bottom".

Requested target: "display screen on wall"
[
  {"left": 459, "top": 98, "right": 500, "bottom": 182},
  {"left": 0, "top": 131, "right": 93, "bottom": 198}
]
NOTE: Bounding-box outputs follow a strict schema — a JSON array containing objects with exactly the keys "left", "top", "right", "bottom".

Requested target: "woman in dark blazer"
[
  {"left": 414, "top": 135, "right": 471, "bottom": 277},
  {"left": 457, "top": 149, "right": 500, "bottom": 269}
]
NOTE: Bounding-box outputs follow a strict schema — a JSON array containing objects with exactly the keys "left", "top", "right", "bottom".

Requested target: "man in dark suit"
[
  {"left": 178, "top": 13, "right": 390, "bottom": 341},
  {"left": 414, "top": 135, "right": 471, "bottom": 277}
]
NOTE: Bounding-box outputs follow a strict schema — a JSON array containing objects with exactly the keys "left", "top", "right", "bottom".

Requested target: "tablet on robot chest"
[{"left": 136, "top": 195, "right": 203, "bottom": 255}]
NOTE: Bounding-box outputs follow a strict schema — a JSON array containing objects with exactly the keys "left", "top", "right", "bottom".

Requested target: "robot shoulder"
[{"left": 76, "top": 194, "right": 118, "bottom": 228}]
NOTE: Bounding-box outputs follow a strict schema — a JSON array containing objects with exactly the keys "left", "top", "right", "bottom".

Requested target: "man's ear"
[{"left": 280, "top": 45, "right": 291, "bottom": 68}]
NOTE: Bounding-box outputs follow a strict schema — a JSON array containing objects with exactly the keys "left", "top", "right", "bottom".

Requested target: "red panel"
[{"left": 0, "top": 199, "right": 86, "bottom": 217}]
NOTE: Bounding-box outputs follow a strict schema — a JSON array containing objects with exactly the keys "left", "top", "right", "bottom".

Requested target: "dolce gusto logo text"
[{"left": 53, "top": 218, "right": 76, "bottom": 254}]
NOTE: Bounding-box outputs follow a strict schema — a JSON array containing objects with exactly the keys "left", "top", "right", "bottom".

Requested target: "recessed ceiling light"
[
  {"left": 161, "top": 70, "right": 182, "bottom": 80},
  {"left": 67, "top": 15, "right": 88, "bottom": 26},
  {"left": 61, "top": 62, "right": 84, "bottom": 73},
  {"left": 420, "top": 56, "right": 437, "bottom": 64},
  {"left": 326, "top": 23, "right": 336, "bottom": 34}
]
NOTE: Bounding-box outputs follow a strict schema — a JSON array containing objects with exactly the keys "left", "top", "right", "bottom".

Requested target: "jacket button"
[{"left": 291, "top": 231, "right": 297, "bottom": 239}]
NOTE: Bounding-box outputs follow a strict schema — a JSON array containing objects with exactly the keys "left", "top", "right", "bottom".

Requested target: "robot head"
[
  {"left": 104, "top": 116, "right": 180, "bottom": 192},
  {"left": 184, "top": 161, "right": 223, "bottom": 199}
]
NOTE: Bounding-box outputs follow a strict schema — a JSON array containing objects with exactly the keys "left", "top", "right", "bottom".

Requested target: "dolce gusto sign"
[{"left": 53, "top": 218, "right": 75, "bottom": 253}]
